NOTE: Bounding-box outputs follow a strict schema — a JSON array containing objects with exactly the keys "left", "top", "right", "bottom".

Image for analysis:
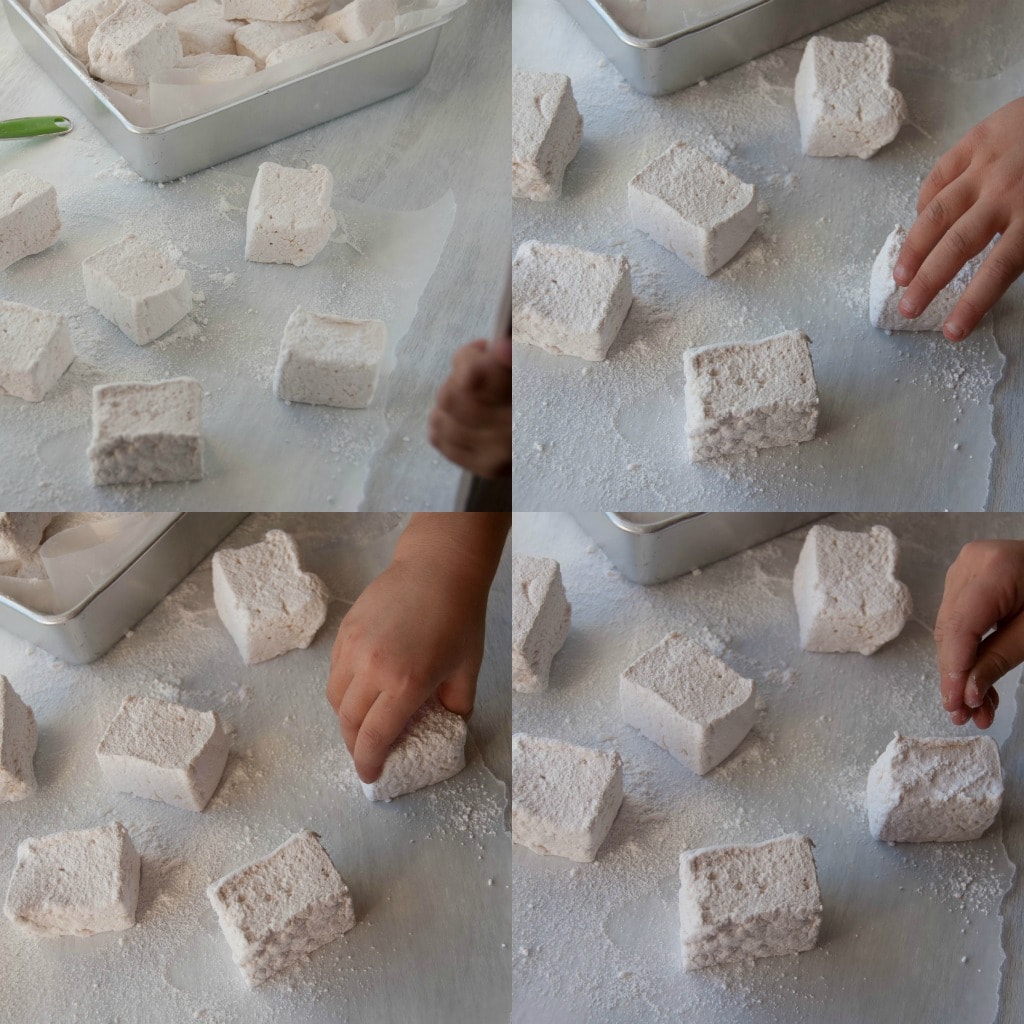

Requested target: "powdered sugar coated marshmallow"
[
  {"left": 224, "top": 0, "right": 327, "bottom": 22},
  {"left": 4, "top": 822, "right": 140, "bottom": 936},
  {"left": 245, "top": 162, "right": 337, "bottom": 266},
  {"left": 512, "top": 240, "right": 632, "bottom": 361},
  {"left": 866, "top": 733, "right": 1003, "bottom": 843},
  {"left": 621, "top": 632, "right": 755, "bottom": 776},
  {"left": 96, "top": 695, "right": 229, "bottom": 811},
  {"left": 265, "top": 29, "right": 340, "bottom": 66},
  {"left": 683, "top": 329, "right": 818, "bottom": 462},
  {"left": 512, "top": 555, "right": 571, "bottom": 694},
  {"left": 0, "top": 514, "right": 54, "bottom": 565},
  {"left": 170, "top": 1, "right": 243, "bottom": 57},
  {"left": 234, "top": 19, "right": 315, "bottom": 66},
  {"left": 46, "top": 0, "right": 122, "bottom": 63},
  {"left": 89, "top": 377, "right": 204, "bottom": 485},
  {"left": 0, "top": 675, "right": 37, "bottom": 802},
  {"left": 319, "top": 0, "right": 396, "bottom": 41},
  {"left": 793, "top": 523, "right": 911, "bottom": 655},
  {"left": 0, "top": 301, "right": 75, "bottom": 403},
  {"left": 512, "top": 68, "right": 583, "bottom": 202},
  {"left": 212, "top": 529, "right": 328, "bottom": 665},
  {"left": 679, "top": 834, "right": 822, "bottom": 970},
  {"left": 87, "top": 0, "right": 183, "bottom": 85},
  {"left": 207, "top": 830, "right": 355, "bottom": 986},
  {"left": 361, "top": 698, "right": 467, "bottom": 802},
  {"left": 795, "top": 35, "right": 906, "bottom": 159},
  {"left": 512, "top": 734, "right": 623, "bottom": 863},
  {"left": 0, "top": 170, "right": 61, "bottom": 272},
  {"left": 628, "top": 141, "right": 756, "bottom": 276}
]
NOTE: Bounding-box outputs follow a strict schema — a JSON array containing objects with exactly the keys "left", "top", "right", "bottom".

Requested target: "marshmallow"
[
  {"left": 46, "top": 0, "right": 122, "bottom": 62},
  {"left": 245, "top": 162, "right": 337, "bottom": 267},
  {"left": 89, "top": 377, "right": 204, "bottom": 485},
  {"left": 683, "top": 329, "right": 818, "bottom": 462},
  {"left": 621, "top": 632, "right": 755, "bottom": 776},
  {"left": 82, "top": 234, "right": 192, "bottom": 345},
  {"left": 168, "top": 0, "right": 241, "bottom": 55},
  {"left": 512, "top": 240, "right": 632, "bottom": 361},
  {"left": 0, "top": 514, "right": 54, "bottom": 565},
  {"left": 679, "top": 834, "right": 822, "bottom": 970},
  {"left": 512, "top": 67, "right": 583, "bottom": 202},
  {"left": 144, "top": 0, "right": 190, "bottom": 15},
  {"left": 869, "top": 224, "right": 984, "bottom": 331},
  {"left": 207, "top": 830, "right": 356, "bottom": 986},
  {"left": 628, "top": 141, "right": 757, "bottom": 276},
  {"left": 224, "top": 0, "right": 326, "bottom": 21},
  {"left": 96, "top": 695, "right": 229, "bottom": 811},
  {"left": 265, "top": 28, "right": 340, "bottom": 65},
  {"left": 361, "top": 698, "right": 467, "bottom": 802},
  {"left": 212, "top": 529, "right": 328, "bottom": 665},
  {"left": 234, "top": 19, "right": 315, "bottom": 66},
  {"left": 795, "top": 35, "right": 906, "bottom": 159},
  {"left": 512, "top": 734, "right": 623, "bottom": 863},
  {"left": 866, "top": 733, "right": 1003, "bottom": 843},
  {"left": 88, "top": 0, "right": 183, "bottom": 85},
  {"left": 0, "top": 676, "right": 37, "bottom": 802},
  {"left": 0, "top": 301, "right": 75, "bottom": 403},
  {"left": 4, "top": 822, "right": 140, "bottom": 936},
  {"left": 177, "top": 52, "right": 256, "bottom": 79},
  {"left": 512, "top": 555, "right": 570, "bottom": 693},
  {"left": 318, "top": 0, "right": 396, "bottom": 41},
  {"left": 0, "top": 170, "right": 61, "bottom": 272},
  {"left": 273, "top": 307, "right": 386, "bottom": 408},
  {"left": 793, "top": 524, "right": 911, "bottom": 655}
]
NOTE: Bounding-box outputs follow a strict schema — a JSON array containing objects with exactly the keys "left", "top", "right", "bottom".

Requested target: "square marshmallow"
[
  {"left": 869, "top": 224, "right": 983, "bottom": 331},
  {"left": 47, "top": 0, "right": 122, "bottom": 62},
  {"left": 793, "top": 524, "right": 911, "bottom": 655},
  {"left": 621, "top": 632, "right": 755, "bottom": 776},
  {"left": 683, "top": 329, "right": 819, "bottom": 462},
  {"left": 0, "top": 170, "right": 61, "bottom": 272},
  {"left": 0, "top": 514, "right": 54, "bottom": 565},
  {"left": 679, "top": 834, "right": 822, "bottom": 970},
  {"left": 234, "top": 19, "right": 315, "bottom": 66},
  {"left": 0, "top": 301, "right": 75, "bottom": 403},
  {"left": 82, "top": 234, "right": 192, "bottom": 345},
  {"left": 97, "top": 695, "right": 229, "bottom": 811},
  {"left": 146, "top": 0, "right": 191, "bottom": 14},
  {"left": 866, "top": 733, "right": 1003, "bottom": 843},
  {"left": 512, "top": 240, "right": 632, "bottom": 361},
  {"left": 512, "top": 68, "right": 583, "bottom": 202},
  {"left": 89, "top": 377, "right": 204, "bottom": 485},
  {"left": 245, "top": 162, "right": 337, "bottom": 267},
  {"left": 4, "top": 822, "right": 140, "bottom": 936},
  {"left": 273, "top": 307, "right": 386, "bottom": 409},
  {"left": 512, "top": 555, "right": 571, "bottom": 693},
  {"left": 512, "top": 733, "right": 623, "bottom": 863},
  {"left": 265, "top": 29, "right": 340, "bottom": 65},
  {"left": 177, "top": 52, "right": 256, "bottom": 79},
  {"left": 224, "top": 0, "right": 326, "bottom": 21},
  {"left": 169, "top": 0, "right": 242, "bottom": 55},
  {"left": 629, "top": 141, "right": 757, "bottom": 276},
  {"left": 361, "top": 698, "right": 467, "bottom": 802},
  {"left": 88, "top": 0, "right": 183, "bottom": 85},
  {"left": 319, "top": 0, "right": 396, "bottom": 41},
  {"left": 207, "top": 830, "right": 356, "bottom": 986},
  {"left": 0, "top": 675, "right": 38, "bottom": 802},
  {"left": 795, "top": 35, "right": 906, "bottom": 159},
  {"left": 212, "top": 529, "right": 329, "bottom": 665}
]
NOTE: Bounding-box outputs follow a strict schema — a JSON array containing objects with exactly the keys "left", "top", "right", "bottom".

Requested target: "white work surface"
[
  {"left": 512, "top": 0, "right": 1024, "bottom": 511},
  {"left": 0, "top": 0, "right": 509, "bottom": 512},
  {"left": 512, "top": 512, "right": 1024, "bottom": 1024},
  {"left": 0, "top": 513, "right": 512, "bottom": 1024}
]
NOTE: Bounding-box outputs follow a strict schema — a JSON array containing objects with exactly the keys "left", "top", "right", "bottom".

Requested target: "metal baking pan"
[
  {"left": 573, "top": 511, "right": 824, "bottom": 584},
  {"left": 0, "top": 513, "right": 246, "bottom": 663},
  {"left": 3, "top": 0, "right": 455, "bottom": 181},
  {"left": 557, "top": 0, "right": 885, "bottom": 95}
]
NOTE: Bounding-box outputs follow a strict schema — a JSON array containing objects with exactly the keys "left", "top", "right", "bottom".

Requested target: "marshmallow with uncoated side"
[
  {"left": 234, "top": 19, "right": 315, "bottom": 66},
  {"left": 0, "top": 514, "right": 54, "bottom": 565},
  {"left": 169, "top": 0, "right": 242, "bottom": 55},
  {"left": 88, "top": 0, "right": 183, "bottom": 85},
  {"left": 512, "top": 240, "right": 633, "bottom": 361},
  {"left": 512, "top": 733, "right": 623, "bottom": 863},
  {"left": 212, "top": 529, "right": 329, "bottom": 665},
  {"left": 265, "top": 28, "right": 339, "bottom": 65},
  {"left": 0, "top": 301, "right": 75, "bottom": 403},
  {"left": 512, "top": 555, "right": 570, "bottom": 693},
  {"left": 0, "top": 675, "right": 37, "bottom": 802},
  {"left": 4, "top": 822, "right": 140, "bottom": 936},
  {"left": 177, "top": 53, "right": 256, "bottom": 80},
  {"left": 512, "top": 67, "right": 583, "bottom": 202},
  {"left": 866, "top": 733, "right": 1003, "bottom": 842},
  {"left": 245, "top": 162, "right": 337, "bottom": 267},
  {"left": 0, "top": 170, "right": 61, "bottom": 272},
  {"left": 318, "top": 0, "right": 396, "bottom": 41}
]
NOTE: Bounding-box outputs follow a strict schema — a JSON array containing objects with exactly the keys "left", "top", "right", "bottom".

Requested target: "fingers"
[
  {"left": 326, "top": 632, "right": 354, "bottom": 714},
  {"left": 943, "top": 225, "right": 1024, "bottom": 341},
  {"left": 352, "top": 688, "right": 428, "bottom": 783},
  {"left": 896, "top": 178, "right": 977, "bottom": 287},
  {"left": 916, "top": 141, "right": 971, "bottom": 215},
  {"left": 491, "top": 335, "right": 513, "bottom": 368},
  {"left": 962, "top": 615, "right": 1024, "bottom": 709},
  {"left": 337, "top": 679, "right": 378, "bottom": 759},
  {"left": 428, "top": 405, "right": 512, "bottom": 478},
  {"left": 436, "top": 665, "right": 479, "bottom": 718},
  {"left": 969, "top": 687, "right": 999, "bottom": 730},
  {"left": 449, "top": 341, "right": 512, "bottom": 407}
]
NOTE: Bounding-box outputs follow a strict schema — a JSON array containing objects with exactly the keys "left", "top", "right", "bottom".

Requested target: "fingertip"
[
  {"left": 949, "top": 708, "right": 970, "bottom": 726},
  {"left": 492, "top": 335, "right": 513, "bottom": 368},
  {"left": 943, "top": 321, "right": 967, "bottom": 342},
  {"left": 893, "top": 263, "right": 911, "bottom": 287},
  {"left": 356, "top": 759, "right": 383, "bottom": 784},
  {"left": 898, "top": 296, "right": 922, "bottom": 319}
]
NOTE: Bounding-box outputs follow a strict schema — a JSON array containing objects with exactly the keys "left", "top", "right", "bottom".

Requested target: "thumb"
[
  {"left": 964, "top": 614, "right": 1024, "bottom": 708},
  {"left": 436, "top": 666, "right": 478, "bottom": 719},
  {"left": 490, "top": 335, "right": 513, "bottom": 369}
]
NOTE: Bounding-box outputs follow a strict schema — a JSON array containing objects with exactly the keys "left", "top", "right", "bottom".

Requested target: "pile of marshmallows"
[
  {"left": 511, "top": 36, "right": 983, "bottom": 464},
  {"left": 511, "top": 523, "right": 1004, "bottom": 971},
  {"left": 0, "top": 525, "right": 468, "bottom": 985},
  {"left": 0, "top": 161, "right": 387, "bottom": 487}
]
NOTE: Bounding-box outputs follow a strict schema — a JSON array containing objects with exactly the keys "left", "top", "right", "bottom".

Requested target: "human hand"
[
  {"left": 429, "top": 337, "right": 512, "bottom": 479},
  {"left": 894, "top": 97, "right": 1024, "bottom": 341},
  {"left": 934, "top": 540, "right": 1024, "bottom": 729}
]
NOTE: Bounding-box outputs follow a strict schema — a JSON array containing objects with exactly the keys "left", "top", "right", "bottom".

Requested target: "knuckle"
[
  {"left": 943, "top": 225, "right": 973, "bottom": 260},
  {"left": 984, "top": 248, "right": 1023, "bottom": 286},
  {"left": 983, "top": 650, "right": 1012, "bottom": 681},
  {"left": 924, "top": 196, "right": 949, "bottom": 227},
  {"left": 338, "top": 707, "right": 362, "bottom": 732}
]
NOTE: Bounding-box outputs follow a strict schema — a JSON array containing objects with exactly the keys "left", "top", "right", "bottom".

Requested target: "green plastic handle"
[{"left": 0, "top": 116, "right": 73, "bottom": 140}]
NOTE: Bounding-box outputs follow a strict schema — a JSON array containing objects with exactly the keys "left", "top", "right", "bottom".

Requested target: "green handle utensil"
[{"left": 0, "top": 116, "right": 73, "bottom": 140}]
